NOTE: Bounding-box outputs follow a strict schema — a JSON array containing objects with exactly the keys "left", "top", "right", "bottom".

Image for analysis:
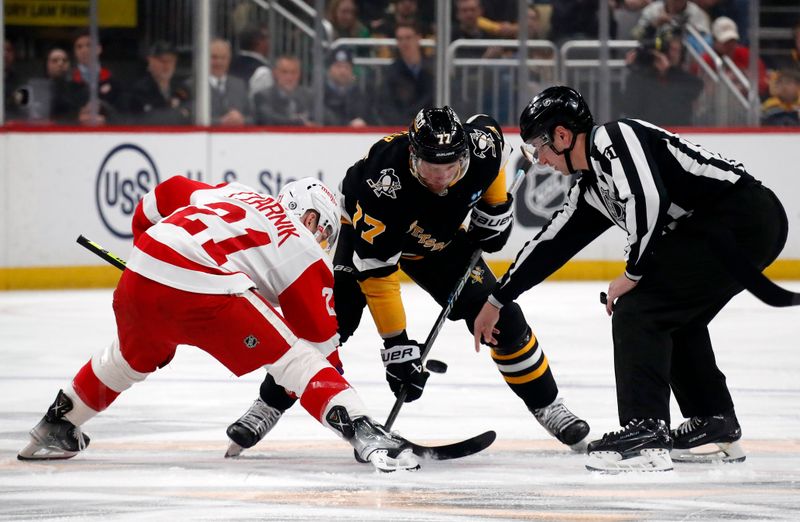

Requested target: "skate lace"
[
  {"left": 536, "top": 399, "right": 579, "bottom": 434},
  {"left": 606, "top": 418, "right": 641, "bottom": 438},
  {"left": 676, "top": 417, "right": 702, "bottom": 436},
  {"left": 236, "top": 400, "right": 282, "bottom": 436}
]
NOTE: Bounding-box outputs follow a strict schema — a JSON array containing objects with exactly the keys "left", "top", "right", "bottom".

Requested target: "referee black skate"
[{"left": 474, "top": 86, "right": 796, "bottom": 472}]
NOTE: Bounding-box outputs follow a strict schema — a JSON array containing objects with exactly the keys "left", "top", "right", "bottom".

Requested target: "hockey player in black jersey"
[
  {"left": 474, "top": 86, "right": 792, "bottom": 472},
  {"left": 226, "top": 106, "right": 590, "bottom": 457}
]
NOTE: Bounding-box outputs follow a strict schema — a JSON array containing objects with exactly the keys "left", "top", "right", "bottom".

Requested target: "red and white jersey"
[{"left": 127, "top": 176, "right": 338, "bottom": 349}]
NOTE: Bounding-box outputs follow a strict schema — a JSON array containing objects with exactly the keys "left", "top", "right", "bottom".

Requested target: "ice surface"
[{"left": 2, "top": 282, "right": 799, "bottom": 521}]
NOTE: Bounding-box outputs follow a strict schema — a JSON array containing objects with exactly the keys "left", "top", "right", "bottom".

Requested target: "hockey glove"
[
  {"left": 467, "top": 194, "right": 514, "bottom": 253},
  {"left": 381, "top": 333, "right": 430, "bottom": 403}
]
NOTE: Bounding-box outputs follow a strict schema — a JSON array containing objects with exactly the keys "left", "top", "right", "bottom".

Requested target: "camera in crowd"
[{"left": 633, "top": 23, "right": 683, "bottom": 68}]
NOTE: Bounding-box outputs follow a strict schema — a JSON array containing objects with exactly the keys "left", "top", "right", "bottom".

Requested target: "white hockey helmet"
[{"left": 278, "top": 177, "right": 341, "bottom": 252}]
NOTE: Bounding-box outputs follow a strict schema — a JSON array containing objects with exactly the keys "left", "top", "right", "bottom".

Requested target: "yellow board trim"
[
  {"left": 2, "top": 259, "right": 799, "bottom": 291},
  {"left": 503, "top": 356, "right": 550, "bottom": 385}
]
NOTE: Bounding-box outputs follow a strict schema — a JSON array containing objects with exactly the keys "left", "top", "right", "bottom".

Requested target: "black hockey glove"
[
  {"left": 467, "top": 194, "right": 514, "bottom": 253},
  {"left": 381, "top": 332, "right": 430, "bottom": 403}
]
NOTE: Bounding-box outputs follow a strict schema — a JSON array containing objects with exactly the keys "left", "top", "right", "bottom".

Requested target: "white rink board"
[{"left": 1, "top": 129, "right": 799, "bottom": 268}]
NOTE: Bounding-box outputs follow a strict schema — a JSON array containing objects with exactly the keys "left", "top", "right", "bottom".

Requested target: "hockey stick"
[
  {"left": 77, "top": 235, "right": 127, "bottom": 270},
  {"left": 78, "top": 234, "right": 495, "bottom": 461},
  {"left": 384, "top": 167, "right": 528, "bottom": 431}
]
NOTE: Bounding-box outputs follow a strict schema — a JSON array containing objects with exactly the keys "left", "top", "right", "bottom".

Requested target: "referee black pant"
[{"left": 612, "top": 183, "right": 788, "bottom": 425}]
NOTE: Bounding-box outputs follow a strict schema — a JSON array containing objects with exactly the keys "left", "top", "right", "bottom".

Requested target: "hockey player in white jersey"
[{"left": 17, "top": 176, "right": 419, "bottom": 472}]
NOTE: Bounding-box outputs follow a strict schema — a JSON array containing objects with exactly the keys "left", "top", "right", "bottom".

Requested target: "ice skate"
[
  {"left": 18, "top": 389, "right": 90, "bottom": 461},
  {"left": 586, "top": 418, "right": 673, "bottom": 473},
  {"left": 225, "top": 397, "right": 283, "bottom": 458},
  {"left": 532, "top": 398, "right": 590, "bottom": 452},
  {"left": 326, "top": 406, "right": 419, "bottom": 472},
  {"left": 670, "top": 411, "right": 746, "bottom": 463}
]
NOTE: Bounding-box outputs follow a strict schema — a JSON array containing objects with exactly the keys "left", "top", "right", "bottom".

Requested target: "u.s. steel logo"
[{"left": 96, "top": 144, "right": 160, "bottom": 238}]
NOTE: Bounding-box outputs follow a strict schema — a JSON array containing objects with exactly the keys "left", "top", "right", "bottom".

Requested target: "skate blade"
[
  {"left": 671, "top": 441, "right": 746, "bottom": 463},
  {"left": 586, "top": 448, "right": 673, "bottom": 473},
  {"left": 224, "top": 441, "right": 245, "bottom": 458},
  {"left": 368, "top": 448, "right": 420, "bottom": 473},
  {"left": 17, "top": 440, "right": 79, "bottom": 461},
  {"left": 569, "top": 435, "right": 590, "bottom": 454}
]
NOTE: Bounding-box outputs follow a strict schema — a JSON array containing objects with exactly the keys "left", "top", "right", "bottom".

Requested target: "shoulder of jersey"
[{"left": 464, "top": 114, "right": 504, "bottom": 165}]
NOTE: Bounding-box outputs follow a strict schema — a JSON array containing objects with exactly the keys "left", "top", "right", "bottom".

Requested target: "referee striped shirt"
[{"left": 491, "top": 118, "right": 755, "bottom": 307}]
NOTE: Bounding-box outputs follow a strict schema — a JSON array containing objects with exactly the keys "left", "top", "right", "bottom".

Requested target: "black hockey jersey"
[
  {"left": 493, "top": 118, "right": 757, "bottom": 306},
  {"left": 341, "top": 115, "right": 509, "bottom": 280}
]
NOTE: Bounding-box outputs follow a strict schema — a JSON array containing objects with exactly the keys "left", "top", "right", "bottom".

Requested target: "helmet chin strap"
[{"left": 548, "top": 132, "right": 579, "bottom": 174}]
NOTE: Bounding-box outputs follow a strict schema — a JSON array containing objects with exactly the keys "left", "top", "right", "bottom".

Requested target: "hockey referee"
[{"left": 473, "top": 86, "right": 797, "bottom": 472}]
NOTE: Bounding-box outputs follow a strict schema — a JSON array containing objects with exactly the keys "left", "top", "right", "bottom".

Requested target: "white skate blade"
[
  {"left": 17, "top": 440, "right": 79, "bottom": 461},
  {"left": 586, "top": 448, "right": 673, "bottom": 473},
  {"left": 569, "top": 435, "right": 590, "bottom": 454},
  {"left": 367, "top": 448, "right": 420, "bottom": 473},
  {"left": 224, "top": 441, "right": 245, "bottom": 458},
  {"left": 671, "top": 440, "right": 746, "bottom": 463}
]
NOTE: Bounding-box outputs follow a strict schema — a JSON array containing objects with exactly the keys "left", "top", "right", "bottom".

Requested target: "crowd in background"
[{"left": 3, "top": 0, "right": 800, "bottom": 128}]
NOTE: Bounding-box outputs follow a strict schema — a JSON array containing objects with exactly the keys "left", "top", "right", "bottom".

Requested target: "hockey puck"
[{"left": 425, "top": 359, "right": 448, "bottom": 374}]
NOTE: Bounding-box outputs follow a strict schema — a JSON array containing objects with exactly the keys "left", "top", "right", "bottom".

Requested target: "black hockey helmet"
[
  {"left": 519, "top": 86, "right": 594, "bottom": 144},
  {"left": 409, "top": 106, "right": 468, "bottom": 164},
  {"left": 408, "top": 106, "right": 470, "bottom": 194}
]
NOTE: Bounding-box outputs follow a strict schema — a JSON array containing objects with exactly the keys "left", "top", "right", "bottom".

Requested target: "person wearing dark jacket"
[{"left": 127, "top": 41, "right": 191, "bottom": 125}]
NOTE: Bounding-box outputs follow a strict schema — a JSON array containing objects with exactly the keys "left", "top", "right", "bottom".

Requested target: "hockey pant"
[
  {"left": 335, "top": 227, "right": 559, "bottom": 411},
  {"left": 63, "top": 270, "right": 367, "bottom": 432}
]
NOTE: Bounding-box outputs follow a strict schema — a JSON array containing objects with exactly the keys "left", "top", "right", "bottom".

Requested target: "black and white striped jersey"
[{"left": 492, "top": 118, "right": 756, "bottom": 307}]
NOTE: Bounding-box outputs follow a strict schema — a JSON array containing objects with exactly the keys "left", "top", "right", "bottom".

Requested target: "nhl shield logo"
[
  {"left": 244, "top": 335, "right": 259, "bottom": 349},
  {"left": 367, "top": 168, "right": 402, "bottom": 199}
]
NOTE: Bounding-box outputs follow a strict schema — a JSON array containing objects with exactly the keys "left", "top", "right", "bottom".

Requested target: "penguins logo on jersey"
[
  {"left": 469, "top": 129, "right": 497, "bottom": 159},
  {"left": 367, "top": 168, "right": 402, "bottom": 199},
  {"left": 469, "top": 265, "right": 485, "bottom": 285}
]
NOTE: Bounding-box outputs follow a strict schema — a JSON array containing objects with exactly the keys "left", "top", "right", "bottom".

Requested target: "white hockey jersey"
[{"left": 127, "top": 176, "right": 338, "bottom": 348}]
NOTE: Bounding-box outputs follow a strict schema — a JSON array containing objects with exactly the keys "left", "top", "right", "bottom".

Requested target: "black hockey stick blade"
[{"left": 407, "top": 430, "right": 496, "bottom": 460}]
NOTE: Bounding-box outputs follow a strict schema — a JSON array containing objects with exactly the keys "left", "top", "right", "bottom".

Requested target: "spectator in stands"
[
  {"left": 4, "top": 39, "right": 25, "bottom": 122},
  {"left": 45, "top": 47, "right": 85, "bottom": 124},
  {"left": 694, "top": 0, "right": 749, "bottom": 44},
  {"left": 70, "top": 30, "right": 124, "bottom": 125},
  {"left": 127, "top": 41, "right": 191, "bottom": 125},
  {"left": 254, "top": 55, "right": 315, "bottom": 126},
  {"left": 551, "top": 0, "right": 616, "bottom": 45},
  {"left": 229, "top": 24, "right": 273, "bottom": 102},
  {"left": 761, "top": 68, "right": 800, "bottom": 126},
  {"left": 209, "top": 38, "right": 251, "bottom": 127},
  {"left": 377, "top": 22, "right": 434, "bottom": 125},
  {"left": 619, "top": 26, "right": 703, "bottom": 126},
  {"left": 613, "top": 0, "right": 654, "bottom": 39},
  {"left": 632, "top": 0, "right": 710, "bottom": 41},
  {"left": 323, "top": 47, "right": 372, "bottom": 127},
  {"left": 371, "top": 0, "right": 429, "bottom": 38},
  {"left": 452, "top": 0, "right": 503, "bottom": 59},
  {"left": 327, "top": 0, "right": 370, "bottom": 39},
  {"left": 702, "top": 16, "right": 768, "bottom": 99},
  {"left": 356, "top": 0, "right": 390, "bottom": 28}
]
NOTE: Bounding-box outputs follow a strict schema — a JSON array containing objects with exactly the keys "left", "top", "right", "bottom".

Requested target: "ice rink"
[{"left": 1, "top": 282, "right": 799, "bottom": 521}]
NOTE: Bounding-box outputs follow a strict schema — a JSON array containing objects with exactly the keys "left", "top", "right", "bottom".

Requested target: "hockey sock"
[{"left": 491, "top": 331, "right": 558, "bottom": 410}]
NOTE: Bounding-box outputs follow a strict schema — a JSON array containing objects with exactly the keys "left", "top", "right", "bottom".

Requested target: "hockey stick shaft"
[
  {"left": 77, "top": 235, "right": 127, "bottom": 271},
  {"left": 385, "top": 167, "right": 528, "bottom": 429}
]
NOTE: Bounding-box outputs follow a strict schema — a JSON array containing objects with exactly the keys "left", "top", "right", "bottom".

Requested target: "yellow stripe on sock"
[
  {"left": 503, "top": 356, "right": 550, "bottom": 384},
  {"left": 490, "top": 333, "right": 537, "bottom": 361}
]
